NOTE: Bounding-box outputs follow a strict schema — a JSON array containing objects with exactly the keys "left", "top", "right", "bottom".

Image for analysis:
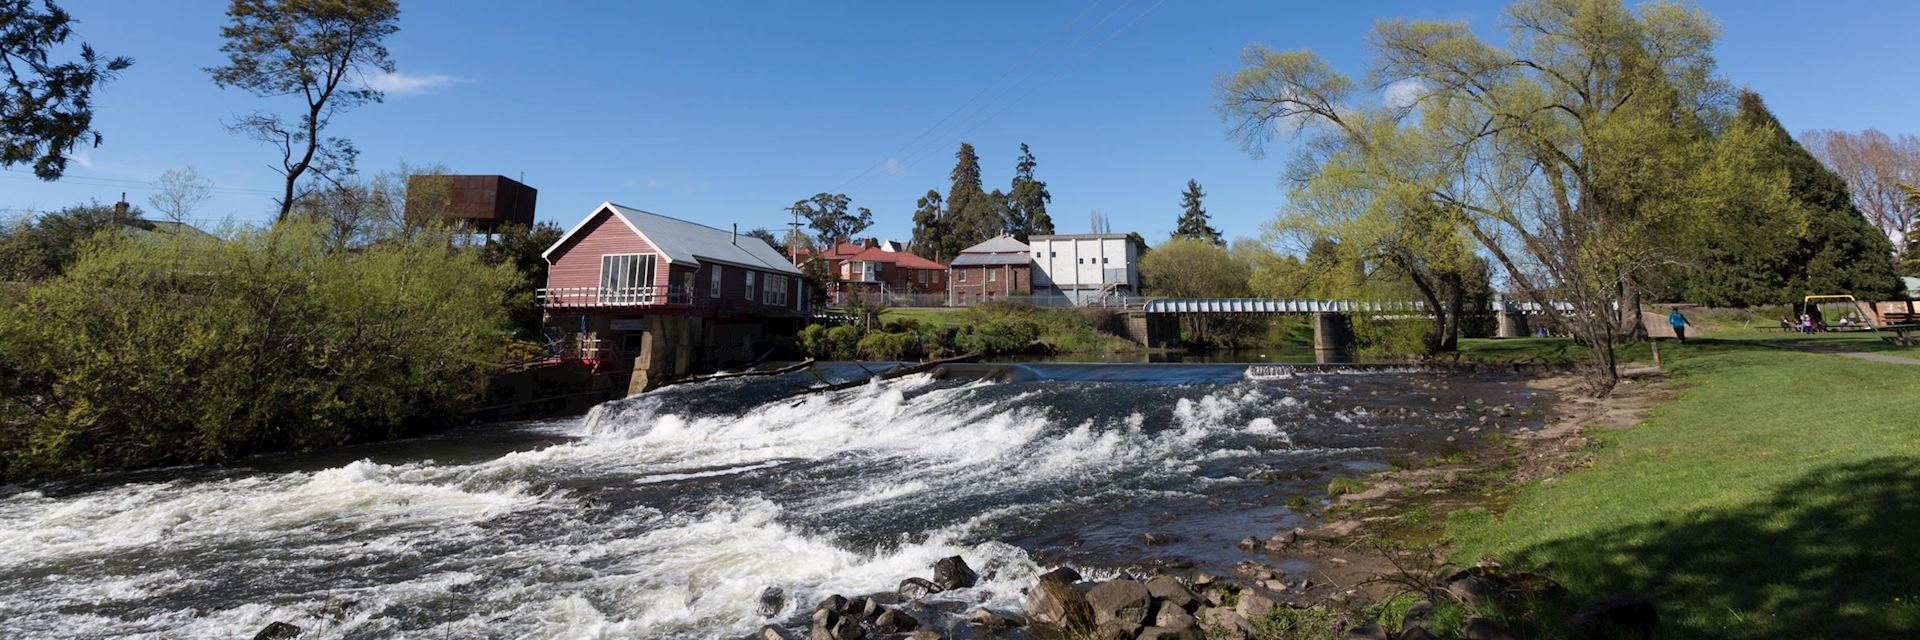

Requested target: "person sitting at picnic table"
[
  {"left": 1779, "top": 314, "right": 1794, "bottom": 331},
  {"left": 1800, "top": 312, "right": 1815, "bottom": 334}
]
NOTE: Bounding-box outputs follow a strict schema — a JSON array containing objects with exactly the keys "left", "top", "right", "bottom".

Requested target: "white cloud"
[
  {"left": 882, "top": 158, "right": 907, "bottom": 176},
  {"left": 1383, "top": 78, "right": 1427, "bottom": 110},
  {"left": 358, "top": 70, "right": 467, "bottom": 96}
]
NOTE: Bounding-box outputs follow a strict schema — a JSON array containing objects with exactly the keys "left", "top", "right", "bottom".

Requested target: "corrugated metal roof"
[
  {"left": 543, "top": 202, "right": 802, "bottom": 275},
  {"left": 957, "top": 235, "right": 1030, "bottom": 254},
  {"left": 950, "top": 253, "right": 1030, "bottom": 266},
  {"left": 845, "top": 247, "right": 944, "bottom": 270}
]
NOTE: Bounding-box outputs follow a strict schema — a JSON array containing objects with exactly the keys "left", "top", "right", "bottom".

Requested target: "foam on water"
[{"left": 0, "top": 368, "right": 1428, "bottom": 639}]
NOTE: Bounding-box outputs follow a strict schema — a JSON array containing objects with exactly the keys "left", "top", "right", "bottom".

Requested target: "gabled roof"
[
  {"left": 951, "top": 253, "right": 1032, "bottom": 267},
  {"left": 794, "top": 242, "right": 868, "bottom": 260},
  {"left": 543, "top": 202, "right": 802, "bottom": 275},
  {"left": 958, "top": 235, "right": 1030, "bottom": 254},
  {"left": 845, "top": 247, "right": 945, "bottom": 270}
]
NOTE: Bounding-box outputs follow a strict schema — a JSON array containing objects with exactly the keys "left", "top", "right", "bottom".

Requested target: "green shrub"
[
  {"left": 824, "top": 324, "right": 865, "bottom": 360},
  {"left": 0, "top": 220, "right": 518, "bottom": 479},
  {"left": 856, "top": 331, "right": 920, "bottom": 360}
]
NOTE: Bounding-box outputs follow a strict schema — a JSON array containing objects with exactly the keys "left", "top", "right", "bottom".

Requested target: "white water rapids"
[{"left": 0, "top": 364, "right": 1546, "bottom": 639}]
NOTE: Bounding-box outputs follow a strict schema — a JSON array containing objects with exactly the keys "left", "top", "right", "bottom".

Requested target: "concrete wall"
[{"left": 1030, "top": 235, "right": 1139, "bottom": 294}]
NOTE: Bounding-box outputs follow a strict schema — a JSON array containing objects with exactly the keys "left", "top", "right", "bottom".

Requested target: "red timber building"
[{"left": 540, "top": 202, "right": 808, "bottom": 392}]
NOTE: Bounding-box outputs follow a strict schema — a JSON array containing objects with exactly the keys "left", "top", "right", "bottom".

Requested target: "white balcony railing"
[{"left": 537, "top": 286, "right": 692, "bottom": 308}]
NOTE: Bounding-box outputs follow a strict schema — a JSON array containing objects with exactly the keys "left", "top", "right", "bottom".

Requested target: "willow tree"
[{"left": 1218, "top": 0, "right": 1787, "bottom": 391}]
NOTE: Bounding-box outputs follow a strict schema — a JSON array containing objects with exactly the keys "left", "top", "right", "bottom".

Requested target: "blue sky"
[{"left": 5, "top": 1, "right": 1917, "bottom": 246}]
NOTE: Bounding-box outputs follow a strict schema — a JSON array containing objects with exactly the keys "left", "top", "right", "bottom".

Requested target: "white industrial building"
[{"left": 1028, "top": 233, "right": 1142, "bottom": 305}]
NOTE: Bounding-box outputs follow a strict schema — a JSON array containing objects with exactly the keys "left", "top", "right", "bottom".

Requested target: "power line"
[{"left": 0, "top": 170, "right": 282, "bottom": 196}]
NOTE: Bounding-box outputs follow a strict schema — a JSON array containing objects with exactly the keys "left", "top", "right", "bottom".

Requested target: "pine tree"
[
  {"left": 1675, "top": 92, "right": 1903, "bottom": 305},
  {"left": 1007, "top": 143, "right": 1054, "bottom": 240},
  {"left": 944, "top": 142, "right": 995, "bottom": 246},
  {"left": 910, "top": 190, "right": 948, "bottom": 261},
  {"left": 1173, "top": 179, "right": 1222, "bottom": 245}
]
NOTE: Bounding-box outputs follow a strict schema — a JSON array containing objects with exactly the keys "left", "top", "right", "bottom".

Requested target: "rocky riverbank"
[{"left": 749, "top": 367, "right": 1670, "bottom": 640}]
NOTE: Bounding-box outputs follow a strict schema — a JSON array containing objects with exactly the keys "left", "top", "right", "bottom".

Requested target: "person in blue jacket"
[{"left": 1667, "top": 307, "right": 1692, "bottom": 344}]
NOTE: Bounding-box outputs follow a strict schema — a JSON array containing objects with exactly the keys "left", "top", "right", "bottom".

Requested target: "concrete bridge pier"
[
  {"left": 1311, "top": 312, "right": 1354, "bottom": 363},
  {"left": 1496, "top": 309, "right": 1530, "bottom": 339},
  {"left": 1124, "top": 311, "right": 1180, "bottom": 348}
]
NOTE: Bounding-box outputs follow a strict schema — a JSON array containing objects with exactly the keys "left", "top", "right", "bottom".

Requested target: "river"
[{"left": 0, "top": 362, "right": 1553, "bottom": 639}]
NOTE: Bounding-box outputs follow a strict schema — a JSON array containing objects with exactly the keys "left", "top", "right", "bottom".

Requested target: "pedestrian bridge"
[
  {"left": 1120, "top": 298, "right": 1564, "bottom": 358},
  {"left": 1137, "top": 298, "right": 1568, "bottom": 315}
]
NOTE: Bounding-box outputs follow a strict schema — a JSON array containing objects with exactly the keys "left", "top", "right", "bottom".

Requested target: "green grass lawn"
[
  {"left": 1445, "top": 338, "right": 1920, "bottom": 637},
  {"left": 878, "top": 307, "right": 970, "bottom": 330}
]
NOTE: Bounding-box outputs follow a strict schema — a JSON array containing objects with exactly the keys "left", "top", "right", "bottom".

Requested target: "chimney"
[
  {"left": 731, "top": 223, "right": 738, "bottom": 245},
  {"left": 113, "top": 192, "right": 129, "bottom": 217}
]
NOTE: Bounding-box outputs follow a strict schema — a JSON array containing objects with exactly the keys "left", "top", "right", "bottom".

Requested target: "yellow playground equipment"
[{"left": 1798, "top": 294, "right": 1919, "bottom": 345}]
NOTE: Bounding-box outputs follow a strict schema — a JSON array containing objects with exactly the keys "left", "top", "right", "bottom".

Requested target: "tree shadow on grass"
[{"left": 1504, "top": 458, "right": 1920, "bottom": 638}]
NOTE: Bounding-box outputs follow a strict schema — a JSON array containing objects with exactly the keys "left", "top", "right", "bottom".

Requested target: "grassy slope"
[{"left": 1446, "top": 338, "right": 1920, "bottom": 637}]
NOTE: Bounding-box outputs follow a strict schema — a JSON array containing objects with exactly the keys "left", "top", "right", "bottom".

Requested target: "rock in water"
[
  {"left": 1153, "top": 605, "right": 1198, "bottom": 630},
  {"left": 830, "top": 616, "right": 866, "bottom": 640},
  {"left": 933, "top": 556, "right": 979, "bottom": 590},
  {"left": 854, "top": 597, "right": 882, "bottom": 620},
  {"left": 1137, "top": 627, "right": 1204, "bottom": 639},
  {"left": 1462, "top": 617, "right": 1518, "bottom": 640},
  {"left": 968, "top": 607, "right": 1024, "bottom": 628},
  {"left": 759, "top": 626, "right": 799, "bottom": 640},
  {"left": 816, "top": 595, "right": 848, "bottom": 615},
  {"left": 1199, "top": 607, "right": 1253, "bottom": 640},
  {"left": 811, "top": 608, "right": 838, "bottom": 631},
  {"left": 252, "top": 622, "right": 302, "bottom": 640},
  {"left": 907, "top": 631, "right": 942, "bottom": 640},
  {"left": 1026, "top": 576, "right": 1093, "bottom": 628},
  {"left": 1087, "top": 579, "right": 1154, "bottom": 627},
  {"left": 897, "top": 577, "right": 940, "bottom": 600},
  {"left": 1144, "top": 575, "right": 1198, "bottom": 612},
  {"left": 758, "top": 586, "right": 786, "bottom": 617},
  {"left": 875, "top": 608, "right": 919, "bottom": 633},
  {"left": 1038, "top": 566, "right": 1082, "bottom": 585},
  {"left": 1566, "top": 595, "right": 1657, "bottom": 639}
]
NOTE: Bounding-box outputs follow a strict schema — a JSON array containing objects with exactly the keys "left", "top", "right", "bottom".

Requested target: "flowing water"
[{"left": 0, "top": 363, "right": 1553, "bottom": 639}]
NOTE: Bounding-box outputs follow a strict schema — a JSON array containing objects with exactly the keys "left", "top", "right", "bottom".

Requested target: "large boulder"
[
  {"left": 252, "top": 622, "right": 302, "bottom": 640},
  {"left": 1094, "top": 619, "right": 1142, "bottom": 640},
  {"left": 1038, "top": 566, "right": 1083, "bottom": 585},
  {"left": 829, "top": 616, "right": 866, "bottom": 640},
  {"left": 1566, "top": 595, "right": 1657, "bottom": 639},
  {"left": 1234, "top": 590, "right": 1277, "bottom": 620},
  {"left": 1026, "top": 575, "right": 1095, "bottom": 629},
  {"left": 906, "top": 631, "right": 942, "bottom": 640},
  {"left": 1144, "top": 575, "right": 1199, "bottom": 612},
  {"left": 897, "top": 577, "right": 941, "bottom": 600},
  {"left": 1154, "top": 604, "right": 1198, "bottom": 630},
  {"left": 969, "top": 608, "right": 1024, "bottom": 629},
  {"left": 1138, "top": 627, "right": 1205, "bottom": 640},
  {"left": 759, "top": 626, "right": 799, "bottom": 640},
  {"left": 1087, "top": 579, "right": 1155, "bottom": 627},
  {"left": 1401, "top": 600, "right": 1433, "bottom": 630},
  {"left": 932, "top": 556, "right": 979, "bottom": 590},
  {"left": 815, "top": 595, "right": 848, "bottom": 616},
  {"left": 853, "top": 597, "right": 882, "bottom": 621},
  {"left": 1199, "top": 607, "right": 1253, "bottom": 640},
  {"left": 1345, "top": 621, "right": 1389, "bottom": 640},
  {"left": 874, "top": 608, "right": 919, "bottom": 634},
  {"left": 810, "top": 608, "right": 838, "bottom": 631},
  {"left": 1462, "top": 617, "right": 1517, "bottom": 640},
  {"left": 1446, "top": 575, "right": 1499, "bottom": 607},
  {"left": 1399, "top": 627, "right": 1439, "bottom": 640}
]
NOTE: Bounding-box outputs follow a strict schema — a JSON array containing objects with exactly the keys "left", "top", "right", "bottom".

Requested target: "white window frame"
[
  {"left": 745, "top": 271, "right": 756, "bottom": 301},
  {"left": 763, "top": 274, "right": 789, "bottom": 306},
  {"left": 958, "top": 269, "right": 968, "bottom": 282},
  {"left": 599, "top": 253, "right": 655, "bottom": 304},
  {"left": 988, "top": 269, "right": 998, "bottom": 282},
  {"left": 710, "top": 264, "right": 723, "bottom": 298}
]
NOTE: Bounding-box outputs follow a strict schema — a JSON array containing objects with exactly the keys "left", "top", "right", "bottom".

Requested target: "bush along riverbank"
[
  {"left": 799, "top": 302, "right": 1139, "bottom": 360},
  {"left": 0, "top": 220, "right": 521, "bottom": 481}
]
